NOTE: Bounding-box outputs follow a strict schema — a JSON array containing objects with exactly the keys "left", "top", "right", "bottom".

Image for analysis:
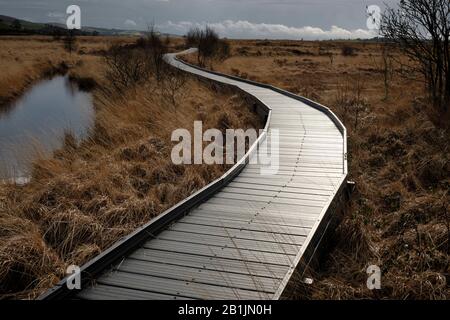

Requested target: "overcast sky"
[{"left": 0, "top": 0, "right": 399, "bottom": 39}]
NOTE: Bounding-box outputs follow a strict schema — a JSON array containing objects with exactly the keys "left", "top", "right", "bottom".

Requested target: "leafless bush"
[
  {"left": 104, "top": 25, "right": 168, "bottom": 92},
  {"left": 135, "top": 24, "right": 167, "bottom": 82},
  {"left": 104, "top": 45, "right": 151, "bottom": 91},
  {"left": 334, "top": 75, "right": 368, "bottom": 129},
  {"left": 160, "top": 66, "right": 187, "bottom": 108},
  {"left": 185, "top": 26, "right": 230, "bottom": 66},
  {"left": 198, "top": 26, "right": 219, "bottom": 66},
  {"left": 186, "top": 27, "right": 202, "bottom": 48},
  {"left": 341, "top": 46, "right": 356, "bottom": 56},
  {"left": 382, "top": 0, "right": 450, "bottom": 112}
]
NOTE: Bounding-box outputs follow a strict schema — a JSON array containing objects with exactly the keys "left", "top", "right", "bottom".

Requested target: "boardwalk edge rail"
[{"left": 39, "top": 49, "right": 348, "bottom": 300}]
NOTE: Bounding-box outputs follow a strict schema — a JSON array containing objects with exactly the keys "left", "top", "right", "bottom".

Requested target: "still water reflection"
[{"left": 0, "top": 75, "right": 94, "bottom": 181}]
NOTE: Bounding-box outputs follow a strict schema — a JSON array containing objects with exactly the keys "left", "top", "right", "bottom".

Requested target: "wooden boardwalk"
[{"left": 41, "top": 49, "right": 348, "bottom": 300}]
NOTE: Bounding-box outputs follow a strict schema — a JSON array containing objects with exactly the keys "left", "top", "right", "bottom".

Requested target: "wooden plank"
[
  {"left": 211, "top": 193, "right": 326, "bottom": 208},
  {"left": 77, "top": 284, "right": 192, "bottom": 300},
  {"left": 265, "top": 142, "right": 343, "bottom": 150},
  {"left": 168, "top": 222, "right": 306, "bottom": 245},
  {"left": 115, "top": 259, "right": 280, "bottom": 293},
  {"left": 245, "top": 166, "right": 343, "bottom": 174},
  {"left": 241, "top": 169, "right": 343, "bottom": 178},
  {"left": 204, "top": 197, "right": 323, "bottom": 215},
  {"left": 98, "top": 271, "right": 270, "bottom": 300},
  {"left": 157, "top": 230, "right": 301, "bottom": 254},
  {"left": 235, "top": 174, "right": 342, "bottom": 186},
  {"left": 178, "top": 215, "right": 312, "bottom": 236},
  {"left": 130, "top": 248, "right": 289, "bottom": 279},
  {"left": 142, "top": 239, "right": 296, "bottom": 265},
  {"left": 190, "top": 208, "right": 317, "bottom": 228},
  {"left": 263, "top": 151, "right": 343, "bottom": 158},
  {"left": 195, "top": 203, "right": 321, "bottom": 220},
  {"left": 229, "top": 178, "right": 336, "bottom": 192},
  {"left": 220, "top": 186, "right": 331, "bottom": 202},
  {"left": 247, "top": 162, "right": 343, "bottom": 169},
  {"left": 226, "top": 181, "right": 334, "bottom": 196}
]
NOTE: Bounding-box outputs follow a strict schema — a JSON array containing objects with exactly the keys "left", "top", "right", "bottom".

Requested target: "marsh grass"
[{"left": 0, "top": 36, "right": 262, "bottom": 299}]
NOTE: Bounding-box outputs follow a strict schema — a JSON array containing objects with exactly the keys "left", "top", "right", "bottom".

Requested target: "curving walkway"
[{"left": 42, "top": 49, "right": 348, "bottom": 300}]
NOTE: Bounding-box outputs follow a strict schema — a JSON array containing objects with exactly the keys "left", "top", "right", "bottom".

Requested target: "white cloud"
[
  {"left": 124, "top": 19, "right": 137, "bottom": 28},
  {"left": 160, "top": 20, "right": 377, "bottom": 40}
]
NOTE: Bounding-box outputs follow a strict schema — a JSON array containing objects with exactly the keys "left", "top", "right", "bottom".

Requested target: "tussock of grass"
[{"left": 0, "top": 211, "right": 64, "bottom": 299}]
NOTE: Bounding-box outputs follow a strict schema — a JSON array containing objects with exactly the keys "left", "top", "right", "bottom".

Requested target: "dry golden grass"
[
  {"left": 0, "top": 36, "right": 136, "bottom": 105},
  {"left": 185, "top": 39, "right": 449, "bottom": 299},
  {"left": 0, "top": 36, "right": 262, "bottom": 299}
]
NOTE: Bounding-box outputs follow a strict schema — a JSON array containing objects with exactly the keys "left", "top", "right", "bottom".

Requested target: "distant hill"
[
  {"left": 46, "top": 21, "right": 147, "bottom": 36},
  {"left": 0, "top": 15, "right": 69, "bottom": 35},
  {"left": 1, "top": 15, "right": 40, "bottom": 29},
  {"left": 0, "top": 15, "right": 179, "bottom": 37}
]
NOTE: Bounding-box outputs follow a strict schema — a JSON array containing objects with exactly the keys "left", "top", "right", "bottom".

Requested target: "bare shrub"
[
  {"left": 103, "top": 45, "right": 151, "bottom": 91},
  {"left": 134, "top": 25, "right": 167, "bottom": 83},
  {"left": 186, "top": 27, "right": 202, "bottom": 48},
  {"left": 145, "top": 24, "right": 167, "bottom": 82},
  {"left": 185, "top": 26, "right": 231, "bottom": 66},
  {"left": 334, "top": 75, "right": 368, "bottom": 129},
  {"left": 198, "top": 26, "right": 219, "bottom": 66},
  {"left": 341, "top": 45, "right": 356, "bottom": 56},
  {"left": 160, "top": 66, "right": 187, "bottom": 108},
  {"left": 382, "top": 0, "right": 450, "bottom": 112}
]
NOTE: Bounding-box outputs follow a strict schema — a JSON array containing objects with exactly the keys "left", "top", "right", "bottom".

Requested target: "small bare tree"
[
  {"left": 381, "top": 0, "right": 450, "bottom": 112},
  {"left": 185, "top": 26, "right": 230, "bottom": 66},
  {"left": 104, "top": 45, "right": 151, "bottom": 91},
  {"left": 334, "top": 75, "right": 367, "bottom": 130},
  {"left": 145, "top": 24, "right": 167, "bottom": 82},
  {"left": 161, "top": 66, "right": 187, "bottom": 109},
  {"left": 186, "top": 27, "right": 202, "bottom": 48}
]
